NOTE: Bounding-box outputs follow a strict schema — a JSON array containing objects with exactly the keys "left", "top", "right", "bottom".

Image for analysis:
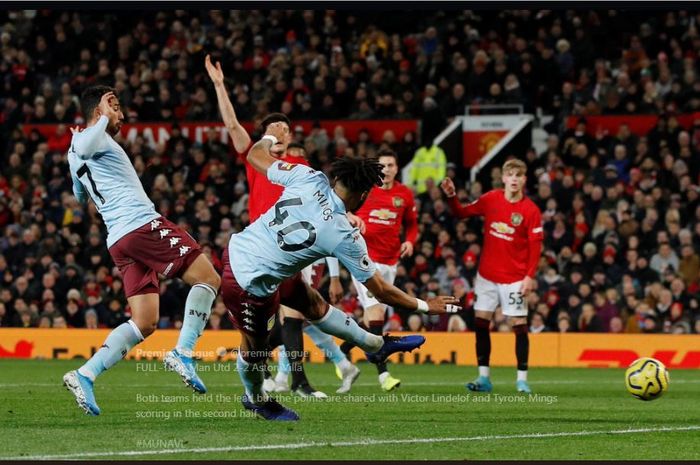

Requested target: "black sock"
[
  {"left": 368, "top": 321, "right": 387, "bottom": 375},
  {"left": 281, "top": 317, "right": 310, "bottom": 389},
  {"left": 267, "top": 315, "right": 283, "bottom": 379},
  {"left": 513, "top": 324, "right": 529, "bottom": 371},
  {"left": 474, "top": 317, "right": 491, "bottom": 367},
  {"left": 340, "top": 340, "right": 355, "bottom": 356},
  {"left": 268, "top": 315, "right": 283, "bottom": 348}
]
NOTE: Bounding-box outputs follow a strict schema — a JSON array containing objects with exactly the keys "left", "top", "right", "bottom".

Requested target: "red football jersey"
[
  {"left": 355, "top": 182, "right": 418, "bottom": 265},
  {"left": 238, "top": 145, "right": 309, "bottom": 222},
  {"left": 448, "top": 189, "right": 543, "bottom": 283}
]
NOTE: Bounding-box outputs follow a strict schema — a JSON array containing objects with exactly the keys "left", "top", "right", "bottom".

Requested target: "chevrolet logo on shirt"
[
  {"left": 490, "top": 222, "right": 515, "bottom": 235},
  {"left": 369, "top": 209, "right": 398, "bottom": 221}
]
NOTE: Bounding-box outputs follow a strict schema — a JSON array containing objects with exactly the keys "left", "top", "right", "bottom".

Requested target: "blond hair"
[{"left": 502, "top": 158, "right": 527, "bottom": 175}]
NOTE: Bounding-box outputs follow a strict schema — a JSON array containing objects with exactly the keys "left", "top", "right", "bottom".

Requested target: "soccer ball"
[{"left": 625, "top": 357, "right": 669, "bottom": 401}]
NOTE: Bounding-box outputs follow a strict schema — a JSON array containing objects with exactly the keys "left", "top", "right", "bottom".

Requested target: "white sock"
[
  {"left": 379, "top": 371, "right": 390, "bottom": 384},
  {"left": 236, "top": 354, "right": 268, "bottom": 404},
  {"left": 336, "top": 358, "right": 352, "bottom": 372},
  {"left": 79, "top": 320, "right": 144, "bottom": 381},
  {"left": 311, "top": 306, "right": 382, "bottom": 352},
  {"left": 478, "top": 366, "right": 490, "bottom": 378},
  {"left": 274, "top": 370, "right": 288, "bottom": 385},
  {"left": 517, "top": 370, "right": 528, "bottom": 382},
  {"left": 176, "top": 283, "right": 217, "bottom": 356}
]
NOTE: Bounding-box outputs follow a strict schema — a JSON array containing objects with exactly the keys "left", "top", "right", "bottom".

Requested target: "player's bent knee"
[
  {"left": 300, "top": 287, "right": 327, "bottom": 320},
  {"left": 133, "top": 319, "right": 157, "bottom": 338},
  {"left": 204, "top": 271, "right": 221, "bottom": 291},
  {"left": 183, "top": 255, "right": 221, "bottom": 290},
  {"left": 308, "top": 299, "right": 329, "bottom": 321}
]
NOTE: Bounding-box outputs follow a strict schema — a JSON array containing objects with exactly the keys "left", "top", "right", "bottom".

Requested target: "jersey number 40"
[{"left": 268, "top": 197, "right": 317, "bottom": 252}]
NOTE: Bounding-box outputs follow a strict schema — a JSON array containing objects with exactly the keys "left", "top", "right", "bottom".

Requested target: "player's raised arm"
[
  {"left": 72, "top": 92, "right": 116, "bottom": 159},
  {"left": 247, "top": 122, "right": 290, "bottom": 174},
  {"left": 205, "top": 54, "right": 251, "bottom": 153},
  {"left": 363, "top": 272, "right": 460, "bottom": 314},
  {"left": 441, "top": 177, "right": 485, "bottom": 218}
]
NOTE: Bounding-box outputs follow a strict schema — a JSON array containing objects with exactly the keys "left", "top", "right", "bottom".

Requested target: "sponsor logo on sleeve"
[
  {"left": 360, "top": 254, "right": 371, "bottom": 271},
  {"left": 278, "top": 162, "right": 295, "bottom": 171}
]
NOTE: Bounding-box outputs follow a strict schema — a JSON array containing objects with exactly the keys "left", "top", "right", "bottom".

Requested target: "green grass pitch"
[{"left": 1, "top": 359, "right": 699, "bottom": 460}]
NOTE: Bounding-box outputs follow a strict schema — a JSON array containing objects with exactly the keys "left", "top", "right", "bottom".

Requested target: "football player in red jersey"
[
  {"left": 441, "top": 158, "right": 543, "bottom": 394},
  {"left": 206, "top": 55, "right": 358, "bottom": 397},
  {"left": 343, "top": 149, "right": 418, "bottom": 391}
]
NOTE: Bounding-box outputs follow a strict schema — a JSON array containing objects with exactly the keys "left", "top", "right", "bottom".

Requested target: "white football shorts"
[
  {"left": 352, "top": 262, "right": 397, "bottom": 309},
  {"left": 473, "top": 272, "right": 527, "bottom": 317}
]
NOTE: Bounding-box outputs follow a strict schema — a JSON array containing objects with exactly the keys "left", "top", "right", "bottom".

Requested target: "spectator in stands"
[
  {"left": 2, "top": 9, "right": 700, "bottom": 335},
  {"left": 407, "top": 140, "right": 447, "bottom": 194}
]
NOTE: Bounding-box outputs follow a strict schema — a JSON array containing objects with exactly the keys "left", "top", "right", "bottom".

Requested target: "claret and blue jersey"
[{"left": 67, "top": 115, "right": 160, "bottom": 248}]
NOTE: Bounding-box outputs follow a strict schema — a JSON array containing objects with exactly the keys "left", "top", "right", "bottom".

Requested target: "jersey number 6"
[{"left": 269, "top": 197, "right": 317, "bottom": 252}]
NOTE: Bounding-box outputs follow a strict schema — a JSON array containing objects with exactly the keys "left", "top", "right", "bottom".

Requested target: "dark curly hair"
[{"left": 330, "top": 156, "right": 384, "bottom": 193}]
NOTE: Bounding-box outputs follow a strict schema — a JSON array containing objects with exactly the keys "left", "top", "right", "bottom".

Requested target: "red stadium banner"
[
  {"left": 2, "top": 329, "right": 699, "bottom": 368},
  {"left": 20, "top": 120, "right": 418, "bottom": 150},
  {"left": 565, "top": 112, "right": 700, "bottom": 137}
]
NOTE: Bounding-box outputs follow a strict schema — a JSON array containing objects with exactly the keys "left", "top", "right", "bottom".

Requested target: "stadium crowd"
[{"left": 0, "top": 9, "right": 699, "bottom": 335}]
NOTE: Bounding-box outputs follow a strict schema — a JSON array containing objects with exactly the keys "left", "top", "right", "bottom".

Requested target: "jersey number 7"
[
  {"left": 269, "top": 197, "right": 317, "bottom": 252},
  {"left": 77, "top": 164, "right": 106, "bottom": 204}
]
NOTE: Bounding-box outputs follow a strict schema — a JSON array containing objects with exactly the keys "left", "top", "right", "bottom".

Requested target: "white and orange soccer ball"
[{"left": 625, "top": 357, "right": 669, "bottom": 401}]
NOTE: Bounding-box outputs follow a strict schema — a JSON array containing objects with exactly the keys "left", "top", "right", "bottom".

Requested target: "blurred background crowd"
[{"left": 0, "top": 9, "right": 699, "bottom": 334}]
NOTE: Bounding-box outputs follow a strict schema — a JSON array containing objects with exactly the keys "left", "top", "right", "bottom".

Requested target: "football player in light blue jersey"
[
  {"left": 207, "top": 55, "right": 358, "bottom": 398},
  {"left": 62, "top": 86, "right": 221, "bottom": 416},
  {"left": 221, "top": 122, "right": 461, "bottom": 420}
]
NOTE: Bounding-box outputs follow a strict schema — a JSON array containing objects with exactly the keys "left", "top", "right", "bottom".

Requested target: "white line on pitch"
[
  {"left": 3, "top": 425, "right": 699, "bottom": 460},
  {"left": 2, "top": 379, "right": 700, "bottom": 388}
]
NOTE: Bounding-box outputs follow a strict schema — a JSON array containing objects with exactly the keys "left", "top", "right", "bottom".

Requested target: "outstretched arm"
[
  {"left": 205, "top": 54, "right": 251, "bottom": 154},
  {"left": 440, "top": 178, "right": 484, "bottom": 218},
  {"left": 363, "top": 272, "right": 460, "bottom": 314}
]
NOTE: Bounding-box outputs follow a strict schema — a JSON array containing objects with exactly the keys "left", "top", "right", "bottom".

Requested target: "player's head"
[
  {"left": 330, "top": 156, "right": 384, "bottom": 212},
  {"left": 80, "top": 85, "right": 123, "bottom": 135},
  {"left": 261, "top": 113, "right": 292, "bottom": 157},
  {"left": 287, "top": 142, "right": 307, "bottom": 160},
  {"left": 377, "top": 149, "right": 399, "bottom": 186},
  {"left": 501, "top": 158, "right": 527, "bottom": 196}
]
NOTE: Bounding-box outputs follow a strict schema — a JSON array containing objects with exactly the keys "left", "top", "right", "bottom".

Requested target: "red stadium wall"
[
  {"left": 21, "top": 120, "right": 418, "bottom": 151},
  {"left": 1, "top": 329, "right": 699, "bottom": 368},
  {"left": 565, "top": 112, "right": 700, "bottom": 136}
]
